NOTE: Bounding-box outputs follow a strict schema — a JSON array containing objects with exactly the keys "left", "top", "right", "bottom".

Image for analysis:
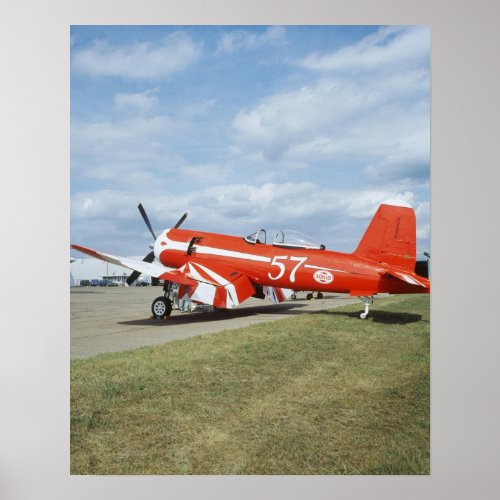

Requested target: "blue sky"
[{"left": 71, "top": 25, "right": 430, "bottom": 257}]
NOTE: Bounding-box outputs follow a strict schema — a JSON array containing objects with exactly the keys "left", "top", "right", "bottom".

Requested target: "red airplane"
[{"left": 71, "top": 202, "right": 430, "bottom": 320}]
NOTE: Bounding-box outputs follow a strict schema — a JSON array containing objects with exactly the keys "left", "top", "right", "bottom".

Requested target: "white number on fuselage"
[{"left": 268, "top": 256, "right": 307, "bottom": 283}]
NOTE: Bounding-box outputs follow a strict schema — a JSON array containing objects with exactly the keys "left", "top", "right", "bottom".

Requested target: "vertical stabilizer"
[{"left": 353, "top": 204, "right": 417, "bottom": 271}]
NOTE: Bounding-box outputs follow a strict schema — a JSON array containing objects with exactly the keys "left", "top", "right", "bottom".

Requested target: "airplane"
[{"left": 71, "top": 202, "right": 430, "bottom": 320}]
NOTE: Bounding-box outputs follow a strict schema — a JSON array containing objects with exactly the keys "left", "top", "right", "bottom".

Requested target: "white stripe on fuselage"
[
  {"left": 196, "top": 245, "right": 271, "bottom": 262},
  {"left": 304, "top": 264, "right": 349, "bottom": 273},
  {"left": 159, "top": 232, "right": 272, "bottom": 263}
]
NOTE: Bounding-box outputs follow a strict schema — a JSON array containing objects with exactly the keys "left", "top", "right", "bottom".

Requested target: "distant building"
[{"left": 70, "top": 257, "right": 151, "bottom": 286}]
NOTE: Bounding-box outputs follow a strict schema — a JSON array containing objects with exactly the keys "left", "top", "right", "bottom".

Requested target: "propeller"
[{"left": 126, "top": 203, "right": 188, "bottom": 286}]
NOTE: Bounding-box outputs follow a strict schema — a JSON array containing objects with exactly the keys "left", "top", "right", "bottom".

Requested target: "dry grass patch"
[{"left": 71, "top": 294, "right": 429, "bottom": 474}]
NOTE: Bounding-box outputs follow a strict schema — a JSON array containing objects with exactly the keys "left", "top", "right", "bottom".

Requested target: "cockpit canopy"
[{"left": 244, "top": 229, "right": 325, "bottom": 250}]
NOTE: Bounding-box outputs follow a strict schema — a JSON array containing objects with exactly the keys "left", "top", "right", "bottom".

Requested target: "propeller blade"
[
  {"left": 143, "top": 250, "right": 155, "bottom": 263},
  {"left": 126, "top": 251, "right": 155, "bottom": 286},
  {"left": 174, "top": 212, "right": 188, "bottom": 229},
  {"left": 126, "top": 270, "right": 141, "bottom": 286},
  {"left": 138, "top": 203, "right": 157, "bottom": 241}
]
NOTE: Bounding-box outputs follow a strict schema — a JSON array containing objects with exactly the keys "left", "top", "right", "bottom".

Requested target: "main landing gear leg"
[{"left": 358, "top": 296, "right": 373, "bottom": 319}]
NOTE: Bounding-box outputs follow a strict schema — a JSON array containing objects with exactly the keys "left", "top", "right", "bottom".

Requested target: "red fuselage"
[{"left": 154, "top": 228, "right": 429, "bottom": 296}]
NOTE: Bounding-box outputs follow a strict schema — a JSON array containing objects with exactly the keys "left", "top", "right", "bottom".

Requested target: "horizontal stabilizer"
[{"left": 380, "top": 268, "right": 430, "bottom": 290}]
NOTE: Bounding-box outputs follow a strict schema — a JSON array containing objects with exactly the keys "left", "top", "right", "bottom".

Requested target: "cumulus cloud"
[
  {"left": 71, "top": 182, "right": 424, "bottom": 254},
  {"left": 72, "top": 115, "right": 174, "bottom": 157},
  {"left": 298, "top": 25, "right": 429, "bottom": 72},
  {"left": 216, "top": 26, "right": 287, "bottom": 54},
  {"left": 232, "top": 25, "right": 429, "bottom": 187},
  {"left": 363, "top": 129, "right": 430, "bottom": 186},
  {"left": 72, "top": 31, "right": 201, "bottom": 79},
  {"left": 113, "top": 88, "right": 159, "bottom": 113}
]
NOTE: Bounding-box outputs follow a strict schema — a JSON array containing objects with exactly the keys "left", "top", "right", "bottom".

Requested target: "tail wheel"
[{"left": 152, "top": 296, "right": 172, "bottom": 319}]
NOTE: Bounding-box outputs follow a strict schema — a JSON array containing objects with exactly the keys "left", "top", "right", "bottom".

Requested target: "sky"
[{"left": 70, "top": 25, "right": 430, "bottom": 258}]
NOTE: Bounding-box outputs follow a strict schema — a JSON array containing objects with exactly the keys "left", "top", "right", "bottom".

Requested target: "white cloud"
[
  {"left": 72, "top": 31, "right": 201, "bottom": 79},
  {"left": 298, "top": 25, "right": 429, "bottom": 72},
  {"left": 232, "top": 26, "right": 429, "bottom": 186},
  {"left": 217, "top": 26, "right": 287, "bottom": 54},
  {"left": 183, "top": 99, "right": 216, "bottom": 117},
  {"left": 180, "top": 163, "right": 226, "bottom": 182},
  {"left": 73, "top": 182, "right": 410, "bottom": 224},
  {"left": 363, "top": 129, "right": 430, "bottom": 186},
  {"left": 72, "top": 115, "right": 174, "bottom": 159},
  {"left": 113, "top": 88, "right": 159, "bottom": 113}
]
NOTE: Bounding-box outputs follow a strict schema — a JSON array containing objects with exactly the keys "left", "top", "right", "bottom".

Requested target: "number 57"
[{"left": 268, "top": 256, "right": 307, "bottom": 283}]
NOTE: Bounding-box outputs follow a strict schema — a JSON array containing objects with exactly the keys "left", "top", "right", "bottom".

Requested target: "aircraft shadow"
[
  {"left": 311, "top": 309, "right": 422, "bottom": 325},
  {"left": 118, "top": 302, "right": 308, "bottom": 327}
]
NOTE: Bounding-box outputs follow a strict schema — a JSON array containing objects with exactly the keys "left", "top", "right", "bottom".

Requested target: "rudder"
[{"left": 353, "top": 204, "right": 417, "bottom": 271}]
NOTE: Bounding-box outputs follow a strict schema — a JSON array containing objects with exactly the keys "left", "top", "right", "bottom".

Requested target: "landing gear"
[
  {"left": 306, "top": 292, "right": 323, "bottom": 300},
  {"left": 291, "top": 293, "right": 297, "bottom": 300},
  {"left": 151, "top": 296, "right": 172, "bottom": 319},
  {"left": 358, "top": 296, "right": 373, "bottom": 319},
  {"left": 306, "top": 293, "right": 314, "bottom": 300},
  {"left": 316, "top": 292, "right": 323, "bottom": 299}
]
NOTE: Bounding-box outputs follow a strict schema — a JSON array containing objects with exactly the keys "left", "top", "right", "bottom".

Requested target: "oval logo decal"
[{"left": 313, "top": 270, "right": 333, "bottom": 284}]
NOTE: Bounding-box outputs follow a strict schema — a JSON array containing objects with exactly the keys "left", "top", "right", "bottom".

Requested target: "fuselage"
[{"left": 154, "top": 227, "right": 428, "bottom": 296}]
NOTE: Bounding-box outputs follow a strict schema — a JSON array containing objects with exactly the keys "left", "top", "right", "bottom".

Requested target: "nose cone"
[{"left": 154, "top": 228, "right": 170, "bottom": 262}]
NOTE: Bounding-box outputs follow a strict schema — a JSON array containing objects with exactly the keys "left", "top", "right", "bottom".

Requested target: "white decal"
[
  {"left": 313, "top": 270, "right": 334, "bottom": 284},
  {"left": 268, "top": 256, "right": 288, "bottom": 280},
  {"left": 289, "top": 256, "right": 307, "bottom": 283},
  {"left": 268, "top": 256, "right": 308, "bottom": 282}
]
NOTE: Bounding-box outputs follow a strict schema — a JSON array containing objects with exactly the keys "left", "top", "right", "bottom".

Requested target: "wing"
[
  {"left": 71, "top": 245, "right": 257, "bottom": 309},
  {"left": 71, "top": 244, "right": 196, "bottom": 286}
]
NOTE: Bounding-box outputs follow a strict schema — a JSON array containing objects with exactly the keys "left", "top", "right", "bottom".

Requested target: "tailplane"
[{"left": 353, "top": 203, "right": 417, "bottom": 272}]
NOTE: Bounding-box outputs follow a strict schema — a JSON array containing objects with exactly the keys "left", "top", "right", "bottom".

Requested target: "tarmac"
[{"left": 70, "top": 287, "right": 361, "bottom": 359}]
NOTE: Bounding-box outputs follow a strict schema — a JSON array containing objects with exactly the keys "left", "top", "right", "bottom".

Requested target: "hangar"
[{"left": 70, "top": 256, "right": 151, "bottom": 286}]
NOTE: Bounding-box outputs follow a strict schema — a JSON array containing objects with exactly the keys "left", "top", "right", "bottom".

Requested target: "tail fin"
[{"left": 353, "top": 204, "right": 417, "bottom": 271}]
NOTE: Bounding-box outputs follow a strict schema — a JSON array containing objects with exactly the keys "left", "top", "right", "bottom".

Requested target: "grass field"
[{"left": 71, "top": 294, "right": 430, "bottom": 475}]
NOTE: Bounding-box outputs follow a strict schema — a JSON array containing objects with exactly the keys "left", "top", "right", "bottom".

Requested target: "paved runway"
[{"left": 70, "top": 287, "right": 360, "bottom": 359}]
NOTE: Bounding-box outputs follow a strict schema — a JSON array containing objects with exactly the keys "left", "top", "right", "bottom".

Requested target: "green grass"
[{"left": 71, "top": 294, "right": 430, "bottom": 475}]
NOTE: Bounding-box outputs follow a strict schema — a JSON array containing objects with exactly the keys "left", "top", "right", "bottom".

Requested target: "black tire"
[
  {"left": 316, "top": 292, "right": 323, "bottom": 299},
  {"left": 306, "top": 293, "right": 313, "bottom": 300},
  {"left": 291, "top": 293, "right": 297, "bottom": 300},
  {"left": 151, "top": 296, "right": 172, "bottom": 319}
]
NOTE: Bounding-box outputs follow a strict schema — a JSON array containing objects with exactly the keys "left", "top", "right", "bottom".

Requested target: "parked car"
[
  {"left": 136, "top": 280, "right": 150, "bottom": 286},
  {"left": 90, "top": 279, "right": 99, "bottom": 286},
  {"left": 80, "top": 279, "right": 91, "bottom": 287}
]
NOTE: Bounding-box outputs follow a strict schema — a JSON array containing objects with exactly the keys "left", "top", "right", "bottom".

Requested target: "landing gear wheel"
[
  {"left": 291, "top": 293, "right": 297, "bottom": 300},
  {"left": 316, "top": 292, "right": 323, "bottom": 299},
  {"left": 360, "top": 312, "right": 368, "bottom": 319},
  {"left": 151, "top": 296, "right": 172, "bottom": 319},
  {"left": 306, "top": 293, "right": 314, "bottom": 300}
]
